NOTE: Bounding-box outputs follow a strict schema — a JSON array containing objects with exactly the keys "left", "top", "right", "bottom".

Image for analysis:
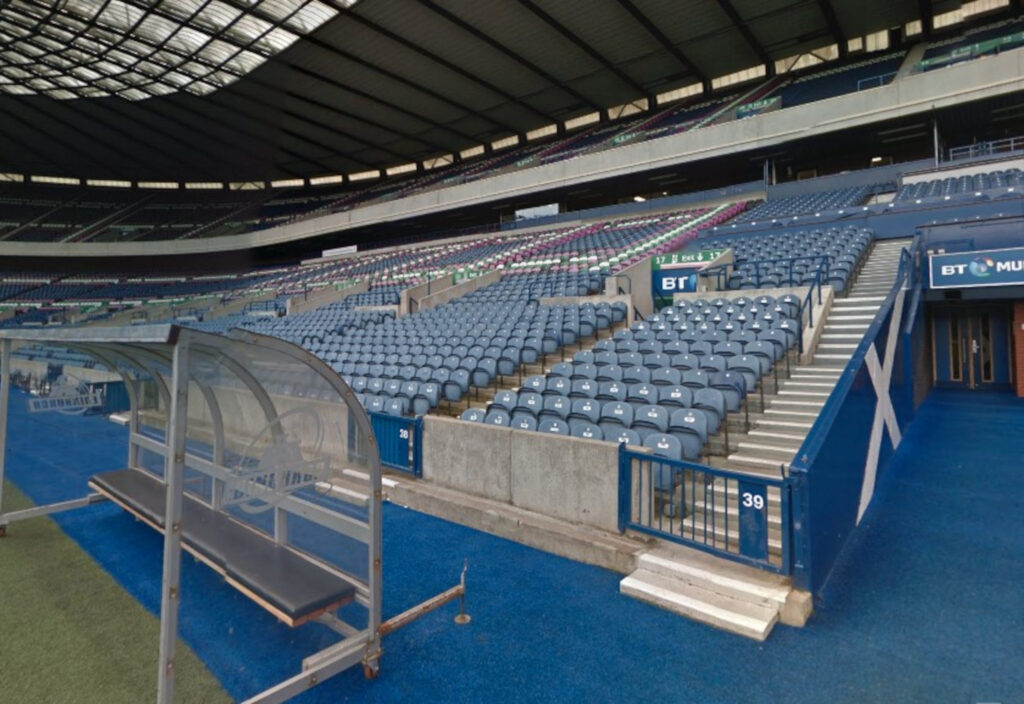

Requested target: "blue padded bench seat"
[{"left": 89, "top": 468, "right": 356, "bottom": 627}]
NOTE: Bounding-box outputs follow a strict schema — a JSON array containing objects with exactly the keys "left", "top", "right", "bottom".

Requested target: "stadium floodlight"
[{"left": 0, "top": 0, "right": 347, "bottom": 100}]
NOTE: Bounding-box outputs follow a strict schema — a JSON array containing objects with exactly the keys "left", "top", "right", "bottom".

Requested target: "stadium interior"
[{"left": 0, "top": 0, "right": 1022, "bottom": 702}]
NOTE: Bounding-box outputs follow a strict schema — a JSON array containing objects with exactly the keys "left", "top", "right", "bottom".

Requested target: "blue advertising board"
[{"left": 929, "top": 246, "right": 1024, "bottom": 289}]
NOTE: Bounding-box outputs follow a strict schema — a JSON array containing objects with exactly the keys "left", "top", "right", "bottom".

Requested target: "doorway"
[{"left": 932, "top": 305, "right": 1012, "bottom": 389}]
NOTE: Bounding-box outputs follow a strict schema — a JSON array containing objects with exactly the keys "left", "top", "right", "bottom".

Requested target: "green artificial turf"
[{"left": 0, "top": 482, "right": 232, "bottom": 704}]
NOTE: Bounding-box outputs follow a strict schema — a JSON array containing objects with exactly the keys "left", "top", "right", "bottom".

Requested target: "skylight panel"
[{"left": 0, "top": 0, "right": 345, "bottom": 99}]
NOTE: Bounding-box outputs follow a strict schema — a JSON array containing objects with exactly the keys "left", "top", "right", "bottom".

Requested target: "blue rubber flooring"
[{"left": 4, "top": 388, "right": 1022, "bottom": 703}]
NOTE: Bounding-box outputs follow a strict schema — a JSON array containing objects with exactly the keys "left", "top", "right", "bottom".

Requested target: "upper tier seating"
[
  {"left": 701, "top": 226, "right": 873, "bottom": 293},
  {"left": 733, "top": 186, "right": 875, "bottom": 224},
  {"left": 895, "top": 167, "right": 1023, "bottom": 202}
]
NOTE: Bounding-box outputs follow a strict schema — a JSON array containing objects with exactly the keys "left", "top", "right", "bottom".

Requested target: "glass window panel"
[
  {"left": 255, "top": 27, "right": 297, "bottom": 52},
  {"left": 136, "top": 15, "right": 179, "bottom": 44},
  {"left": 224, "top": 49, "right": 263, "bottom": 73},
  {"left": 0, "top": 0, "right": 339, "bottom": 100},
  {"left": 167, "top": 26, "right": 213, "bottom": 54},
  {"left": 258, "top": 0, "right": 304, "bottom": 22},
  {"left": 185, "top": 81, "right": 217, "bottom": 95},
  {"left": 226, "top": 14, "right": 273, "bottom": 43},
  {"left": 197, "top": 1, "right": 243, "bottom": 30},
  {"left": 98, "top": 1, "right": 146, "bottom": 32},
  {"left": 117, "top": 87, "right": 150, "bottom": 100},
  {"left": 161, "top": 0, "right": 206, "bottom": 21},
  {"left": 161, "top": 70, "right": 191, "bottom": 86},
  {"left": 285, "top": 0, "right": 335, "bottom": 32}
]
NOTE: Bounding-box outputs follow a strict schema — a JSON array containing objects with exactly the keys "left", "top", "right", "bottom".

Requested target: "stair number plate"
[{"left": 738, "top": 481, "right": 769, "bottom": 561}]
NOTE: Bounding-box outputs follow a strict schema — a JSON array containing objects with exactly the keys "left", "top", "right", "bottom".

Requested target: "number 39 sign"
[{"left": 738, "top": 481, "right": 769, "bottom": 561}]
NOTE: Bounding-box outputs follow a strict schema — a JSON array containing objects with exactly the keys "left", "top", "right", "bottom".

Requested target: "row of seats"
[{"left": 701, "top": 226, "right": 872, "bottom": 293}]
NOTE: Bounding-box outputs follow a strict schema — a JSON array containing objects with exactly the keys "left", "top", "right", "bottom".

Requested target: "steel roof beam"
[
  {"left": 516, "top": 0, "right": 648, "bottom": 97},
  {"left": 415, "top": 0, "right": 603, "bottom": 113},
  {"left": 615, "top": 0, "right": 708, "bottom": 84},
  {"left": 716, "top": 0, "right": 774, "bottom": 74}
]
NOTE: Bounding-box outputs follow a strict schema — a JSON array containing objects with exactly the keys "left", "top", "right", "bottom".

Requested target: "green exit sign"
[{"left": 652, "top": 249, "right": 726, "bottom": 269}]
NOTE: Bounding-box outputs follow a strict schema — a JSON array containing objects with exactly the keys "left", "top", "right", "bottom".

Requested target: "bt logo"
[
  {"left": 968, "top": 256, "right": 994, "bottom": 277},
  {"left": 660, "top": 275, "right": 695, "bottom": 291}
]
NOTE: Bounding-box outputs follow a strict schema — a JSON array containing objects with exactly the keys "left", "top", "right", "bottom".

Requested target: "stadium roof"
[{"left": 0, "top": 0, "right": 973, "bottom": 181}]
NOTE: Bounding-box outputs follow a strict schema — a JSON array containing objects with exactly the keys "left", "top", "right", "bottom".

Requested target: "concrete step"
[
  {"left": 825, "top": 323, "right": 870, "bottom": 331},
  {"left": 724, "top": 453, "right": 790, "bottom": 472},
  {"left": 736, "top": 441, "right": 799, "bottom": 458},
  {"left": 842, "top": 296, "right": 885, "bottom": 303},
  {"left": 818, "top": 343, "right": 858, "bottom": 352},
  {"left": 637, "top": 550, "right": 789, "bottom": 602},
  {"left": 828, "top": 314, "right": 876, "bottom": 322},
  {"left": 777, "top": 389, "right": 831, "bottom": 398},
  {"left": 792, "top": 367, "right": 841, "bottom": 376},
  {"left": 781, "top": 380, "right": 835, "bottom": 388},
  {"left": 829, "top": 305, "right": 881, "bottom": 313},
  {"left": 748, "top": 429, "right": 806, "bottom": 442},
  {"left": 820, "top": 333, "right": 864, "bottom": 341},
  {"left": 753, "top": 418, "right": 815, "bottom": 431},
  {"left": 770, "top": 398, "right": 824, "bottom": 408},
  {"left": 620, "top": 569, "right": 779, "bottom": 640},
  {"left": 763, "top": 408, "right": 821, "bottom": 419},
  {"left": 813, "top": 353, "right": 852, "bottom": 362}
]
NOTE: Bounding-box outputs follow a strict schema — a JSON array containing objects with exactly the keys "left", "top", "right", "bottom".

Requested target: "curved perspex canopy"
[{"left": 0, "top": 323, "right": 384, "bottom": 703}]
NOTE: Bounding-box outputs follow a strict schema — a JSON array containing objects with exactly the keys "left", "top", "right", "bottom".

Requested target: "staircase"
[
  {"left": 620, "top": 238, "right": 909, "bottom": 638},
  {"left": 724, "top": 237, "right": 910, "bottom": 473},
  {"left": 619, "top": 545, "right": 796, "bottom": 641}
]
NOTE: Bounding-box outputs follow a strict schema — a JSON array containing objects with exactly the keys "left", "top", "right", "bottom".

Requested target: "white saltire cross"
[{"left": 856, "top": 286, "right": 907, "bottom": 524}]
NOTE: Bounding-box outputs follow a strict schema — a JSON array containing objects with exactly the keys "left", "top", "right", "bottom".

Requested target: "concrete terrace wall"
[
  {"left": 7, "top": 49, "right": 1023, "bottom": 259},
  {"left": 285, "top": 279, "right": 367, "bottom": 315},
  {"left": 607, "top": 255, "right": 654, "bottom": 318},
  {"left": 421, "top": 415, "right": 622, "bottom": 533},
  {"left": 414, "top": 270, "right": 502, "bottom": 313}
]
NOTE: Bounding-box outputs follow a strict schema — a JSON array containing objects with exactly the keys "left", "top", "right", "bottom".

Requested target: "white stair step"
[
  {"left": 754, "top": 419, "right": 814, "bottom": 430},
  {"left": 818, "top": 343, "right": 858, "bottom": 350},
  {"left": 736, "top": 441, "right": 799, "bottom": 456},
  {"left": 637, "top": 552, "right": 790, "bottom": 606},
  {"left": 820, "top": 333, "right": 863, "bottom": 341},
  {"left": 748, "top": 429, "right": 806, "bottom": 442},
  {"left": 823, "top": 315, "right": 872, "bottom": 323},
  {"left": 825, "top": 323, "right": 869, "bottom": 330},
  {"left": 726, "top": 453, "right": 792, "bottom": 470},
  {"left": 782, "top": 380, "right": 834, "bottom": 388},
  {"left": 842, "top": 296, "right": 885, "bottom": 303},
  {"left": 829, "top": 305, "right": 880, "bottom": 312},
  {"left": 620, "top": 570, "right": 778, "bottom": 640},
  {"left": 778, "top": 389, "right": 830, "bottom": 397},
  {"left": 764, "top": 408, "right": 821, "bottom": 417},
  {"left": 815, "top": 353, "right": 853, "bottom": 360}
]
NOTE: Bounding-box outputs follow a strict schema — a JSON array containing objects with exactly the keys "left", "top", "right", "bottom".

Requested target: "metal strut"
[{"left": 378, "top": 560, "right": 471, "bottom": 636}]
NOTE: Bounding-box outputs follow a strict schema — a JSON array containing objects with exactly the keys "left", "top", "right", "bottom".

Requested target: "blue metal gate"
[
  {"left": 368, "top": 412, "right": 422, "bottom": 476},
  {"left": 618, "top": 446, "right": 791, "bottom": 573}
]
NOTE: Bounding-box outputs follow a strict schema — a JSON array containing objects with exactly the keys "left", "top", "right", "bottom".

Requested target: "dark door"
[{"left": 932, "top": 305, "right": 1012, "bottom": 389}]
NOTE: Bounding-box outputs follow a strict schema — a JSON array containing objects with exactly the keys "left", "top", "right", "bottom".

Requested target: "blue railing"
[
  {"left": 787, "top": 236, "right": 923, "bottom": 593},
  {"left": 368, "top": 412, "right": 422, "bottom": 477},
  {"left": 702, "top": 254, "right": 828, "bottom": 354},
  {"left": 618, "top": 446, "right": 791, "bottom": 573}
]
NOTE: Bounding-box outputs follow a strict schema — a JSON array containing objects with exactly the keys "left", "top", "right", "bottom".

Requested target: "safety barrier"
[
  {"left": 618, "top": 446, "right": 791, "bottom": 573},
  {"left": 369, "top": 412, "right": 422, "bottom": 476}
]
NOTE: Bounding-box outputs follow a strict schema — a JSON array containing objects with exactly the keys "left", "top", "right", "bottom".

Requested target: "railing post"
[
  {"left": 413, "top": 417, "right": 423, "bottom": 477},
  {"left": 617, "top": 444, "right": 630, "bottom": 533}
]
